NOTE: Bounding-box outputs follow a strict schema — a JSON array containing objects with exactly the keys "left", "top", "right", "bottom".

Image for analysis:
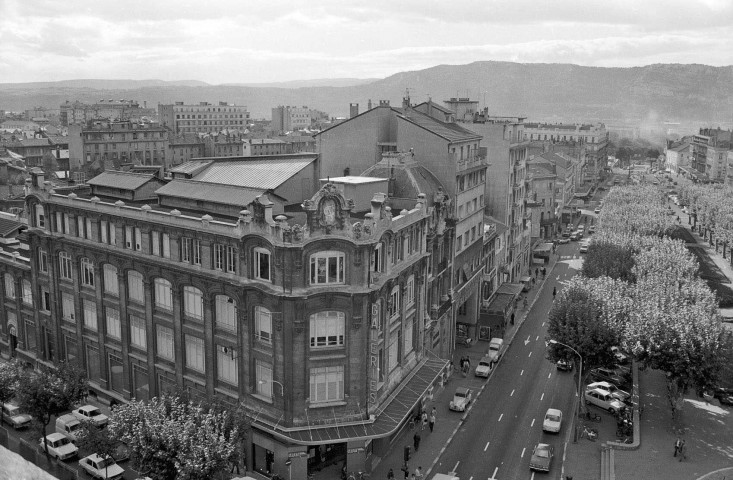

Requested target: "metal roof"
[
  {"left": 87, "top": 171, "right": 157, "bottom": 190},
  {"left": 398, "top": 111, "right": 482, "bottom": 143},
  {"left": 155, "top": 179, "right": 267, "bottom": 207},
  {"left": 192, "top": 156, "right": 317, "bottom": 189},
  {"left": 169, "top": 160, "right": 213, "bottom": 175}
]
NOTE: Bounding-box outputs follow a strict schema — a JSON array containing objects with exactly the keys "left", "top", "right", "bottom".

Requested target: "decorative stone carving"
[
  {"left": 352, "top": 315, "right": 362, "bottom": 330},
  {"left": 291, "top": 224, "right": 303, "bottom": 242},
  {"left": 352, "top": 222, "right": 363, "bottom": 239},
  {"left": 201, "top": 214, "right": 213, "bottom": 227}
]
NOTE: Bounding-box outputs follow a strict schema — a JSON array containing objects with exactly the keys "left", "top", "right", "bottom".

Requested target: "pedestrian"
[
  {"left": 510, "top": 312, "right": 515, "bottom": 325},
  {"left": 678, "top": 439, "right": 686, "bottom": 461},
  {"left": 415, "top": 467, "right": 423, "bottom": 480},
  {"left": 421, "top": 411, "right": 428, "bottom": 431},
  {"left": 388, "top": 469, "right": 395, "bottom": 480},
  {"left": 552, "top": 287, "right": 557, "bottom": 299},
  {"left": 674, "top": 438, "right": 682, "bottom": 457},
  {"left": 401, "top": 464, "right": 410, "bottom": 480},
  {"left": 541, "top": 267, "right": 546, "bottom": 278},
  {"left": 535, "top": 267, "right": 539, "bottom": 277},
  {"left": 413, "top": 431, "right": 421, "bottom": 452},
  {"left": 429, "top": 409, "right": 436, "bottom": 432}
]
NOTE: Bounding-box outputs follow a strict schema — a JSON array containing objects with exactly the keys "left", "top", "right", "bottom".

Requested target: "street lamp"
[
  {"left": 258, "top": 379, "right": 285, "bottom": 396},
  {"left": 548, "top": 339, "right": 583, "bottom": 443}
]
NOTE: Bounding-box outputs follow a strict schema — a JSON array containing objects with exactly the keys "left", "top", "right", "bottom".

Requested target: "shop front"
[{"left": 478, "top": 283, "right": 523, "bottom": 340}]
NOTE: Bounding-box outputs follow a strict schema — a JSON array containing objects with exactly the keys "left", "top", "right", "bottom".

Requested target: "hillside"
[{"left": 1, "top": 62, "right": 732, "bottom": 122}]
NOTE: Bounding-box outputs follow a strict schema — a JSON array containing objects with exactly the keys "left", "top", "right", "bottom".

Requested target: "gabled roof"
[
  {"left": 539, "top": 151, "right": 574, "bottom": 169},
  {"left": 397, "top": 110, "right": 482, "bottom": 143},
  {"left": 412, "top": 101, "right": 455, "bottom": 115},
  {"left": 169, "top": 160, "right": 213, "bottom": 176},
  {"left": 190, "top": 155, "right": 317, "bottom": 190},
  {"left": 87, "top": 170, "right": 158, "bottom": 190},
  {"left": 0, "top": 217, "right": 23, "bottom": 238},
  {"left": 155, "top": 180, "right": 273, "bottom": 207}
]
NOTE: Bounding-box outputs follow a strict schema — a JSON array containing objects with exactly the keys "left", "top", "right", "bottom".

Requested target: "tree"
[
  {"left": 16, "top": 362, "right": 88, "bottom": 454},
  {"left": 0, "top": 360, "right": 21, "bottom": 404},
  {"left": 581, "top": 241, "right": 636, "bottom": 282},
  {"left": 111, "top": 394, "right": 244, "bottom": 480},
  {"left": 76, "top": 420, "right": 119, "bottom": 479}
]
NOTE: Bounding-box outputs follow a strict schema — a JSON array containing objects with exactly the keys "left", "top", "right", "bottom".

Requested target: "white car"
[
  {"left": 585, "top": 388, "right": 626, "bottom": 414},
  {"left": 449, "top": 387, "right": 473, "bottom": 412},
  {"left": 579, "top": 242, "right": 589, "bottom": 253},
  {"left": 474, "top": 356, "right": 492, "bottom": 378},
  {"left": 1, "top": 402, "right": 32, "bottom": 429},
  {"left": 542, "top": 408, "right": 562, "bottom": 433},
  {"left": 78, "top": 453, "right": 125, "bottom": 480},
  {"left": 594, "top": 207, "right": 601, "bottom": 214},
  {"left": 39, "top": 433, "right": 79, "bottom": 461},
  {"left": 587, "top": 381, "right": 631, "bottom": 403},
  {"left": 72, "top": 405, "right": 109, "bottom": 427}
]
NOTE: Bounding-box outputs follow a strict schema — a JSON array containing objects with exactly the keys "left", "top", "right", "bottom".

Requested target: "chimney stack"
[{"left": 350, "top": 103, "right": 359, "bottom": 119}]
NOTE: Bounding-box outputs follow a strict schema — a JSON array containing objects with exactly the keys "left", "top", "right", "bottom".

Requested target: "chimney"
[
  {"left": 371, "top": 193, "right": 386, "bottom": 220},
  {"left": 350, "top": 103, "right": 359, "bottom": 119},
  {"left": 402, "top": 97, "right": 410, "bottom": 110},
  {"left": 379, "top": 100, "right": 390, "bottom": 107}
]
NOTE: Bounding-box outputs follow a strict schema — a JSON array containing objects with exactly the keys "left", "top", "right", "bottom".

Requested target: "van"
[
  {"left": 56, "top": 414, "right": 83, "bottom": 442},
  {"left": 487, "top": 338, "right": 504, "bottom": 366}
]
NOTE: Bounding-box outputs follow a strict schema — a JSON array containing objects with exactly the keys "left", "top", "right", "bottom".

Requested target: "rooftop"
[
  {"left": 398, "top": 110, "right": 482, "bottom": 143},
  {"left": 87, "top": 170, "right": 158, "bottom": 191},
  {"left": 185, "top": 155, "right": 318, "bottom": 190}
]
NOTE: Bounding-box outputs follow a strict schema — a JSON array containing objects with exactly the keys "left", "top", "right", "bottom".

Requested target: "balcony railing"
[{"left": 457, "top": 153, "right": 488, "bottom": 171}]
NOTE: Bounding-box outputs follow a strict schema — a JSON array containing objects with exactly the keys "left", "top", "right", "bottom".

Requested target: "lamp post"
[
  {"left": 548, "top": 339, "right": 583, "bottom": 443},
  {"left": 258, "top": 379, "right": 285, "bottom": 396}
]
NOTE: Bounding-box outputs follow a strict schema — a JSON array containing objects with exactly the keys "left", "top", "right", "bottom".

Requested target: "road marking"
[
  {"left": 453, "top": 461, "right": 460, "bottom": 472},
  {"left": 520, "top": 369, "right": 524, "bottom": 376},
  {"left": 489, "top": 467, "right": 499, "bottom": 480},
  {"left": 541, "top": 392, "right": 544, "bottom": 401},
  {"left": 524, "top": 335, "right": 531, "bottom": 345},
  {"left": 548, "top": 372, "right": 552, "bottom": 379},
  {"left": 542, "top": 322, "right": 545, "bottom": 327},
  {"left": 521, "top": 447, "right": 526, "bottom": 458},
  {"left": 530, "top": 472, "right": 535, "bottom": 480},
  {"left": 528, "top": 351, "right": 532, "bottom": 357},
  {"left": 484, "top": 441, "right": 490, "bottom": 451},
  {"left": 531, "top": 418, "right": 535, "bottom": 427},
  {"left": 498, "top": 413, "right": 503, "bottom": 422},
  {"left": 510, "top": 389, "right": 515, "bottom": 397},
  {"left": 536, "top": 335, "right": 539, "bottom": 341},
  {"left": 469, "top": 477, "right": 473, "bottom": 480}
]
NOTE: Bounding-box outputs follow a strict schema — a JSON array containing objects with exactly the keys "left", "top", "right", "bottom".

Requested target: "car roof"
[
  {"left": 456, "top": 387, "right": 470, "bottom": 394},
  {"left": 58, "top": 414, "right": 80, "bottom": 422},
  {"left": 545, "top": 408, "right": 562, "bottom": 416},
  {"left": 46, "top": 432, "right": 67, "bottom": 441},
  {"left": 479, "top": 356, "right": 492, "bottom": 362},
  {"left": 536, "top": 443, "right": 551, "bottom": 449},
  {"left": 79, "top": 405, "right": 99, "bottom": 412}
]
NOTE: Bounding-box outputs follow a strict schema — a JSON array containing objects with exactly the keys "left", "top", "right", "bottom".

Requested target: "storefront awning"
[
  {"left": 533, "top": 243, "right": 553, "bottom": 254},
  {"left": 249, "top": 357, "right": 448, "bottom": 445}
]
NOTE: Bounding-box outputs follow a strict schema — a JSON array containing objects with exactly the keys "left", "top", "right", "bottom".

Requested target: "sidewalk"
[{"left": 369, "top": 254, "right": 560, "bottom": 480}]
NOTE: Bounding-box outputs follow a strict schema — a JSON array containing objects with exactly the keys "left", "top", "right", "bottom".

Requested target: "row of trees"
[
  {"left": 547, "top": 184, "right": 732, "bottom": 420},
  {"left": 0, "top": 360, "right": 249, "bottom": 479},
  {"left": 678, "top": 182, "right": 733, "bottom": 262}
]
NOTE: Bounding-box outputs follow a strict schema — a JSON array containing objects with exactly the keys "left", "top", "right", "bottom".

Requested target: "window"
[
  {"left": 404, "top": 318, "right": 414, "bottom": 355},
  {"left": 181, "top": 237, "right": 201, "bottom": 265},
  {"left": 224, "top": 245, "right": 236, "bottom": 273},
  {"left": 59, "top": 252, "right": 73, "bottom": 280},
  {"left": 254, "top": 306, "right": 272, "bottom": 344},
  {"left": 61, "top": 292, "right": 75, "bottom": 322},
  {"left": 256, "top": 361, "right": 272, "bottom": 398},
  {"left": 63, "top": 213, "right": 70, "bottom": 234},
  {"left": 183, "top": 286, "right": 203, "bottom": 319},
  {"left": 254, "top": 248, "right": 270, "bottom": 281},
  {"left": 103, "top": 264, "right": 119, "bottom": 295},
  {"left": 388, "top": 286, "right": 400, "bottom": 319},
  {"left": 215, "top": 295, "right": 236, "bottom": 331},
  {"left": 34, "top": 204, "right": 45, "bottom": 228},
  {"left": 38, "top": 249, "right": 48, "bottom": 273},
  {"left": 310, "top": 251, "right": 345, "bottom": 284},
  {"left": 154, "top": 278, "right": 173, "bottom": 311},
  {"left": 310, "top": 311, "right": 345, "bottom": 348},
  {"left": 4, "top": 273, "right": 14, "bottom": 298},
  {"left": 130, "top": 315, "right": 147, "bottom": 349},
  {"left": 22, "top": 280, "right": 32, "bottom": 305},
  {"left": 125, "top": 226, "right": 142, "bottom": 251},
  {"left": 100, "top": 220, "right": 116, "bottom": 245},
  {"left": 151, "top": 231, "right": 170, "bottom": 258},
  {"left": 80, "top": 258, "right": 95, "bottom": 287},
  {"left": 371, "top": 243, "right": 383, "bottom": 273},
  {"left": 76, "top": 216, "right": 91, "bottom": 239},
  {"left": 217, "top": 346, "right": 238, "bottom": 385},
  {"left": 388, "top": 333, "right": 400, "bottom": 371},
  {"left": 309, "top": 366, "right": 344, "bottom": 403},
  {"left": 185, "top": 335, "right": 205, "bottom": 372},
  {"left": 127, "top": 270, "right": 144, "bottom": 303},
  {"left": 83, "top": 300, "right": 97, "bottom": 331},
  {"left": 40, "top": 287, "right": 50, "bottom": 311},
  {"left": 105, "top": 307, "right": 121, "bottom": 339},
  {"left": 405, "top": 276, "right": 415, "bottom": 307},
  {"left": 156, "top": 325, "right": 174, "bottom": 360}
]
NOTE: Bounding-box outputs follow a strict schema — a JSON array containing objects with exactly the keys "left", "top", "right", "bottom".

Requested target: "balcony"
[{"left": 457, "top": 153, "right": 488, "bottom": 172}]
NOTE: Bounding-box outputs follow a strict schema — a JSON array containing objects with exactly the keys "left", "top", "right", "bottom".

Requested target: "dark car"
[
  {"left": 570, "top": 231, "right": 583, "bottom": 241},
  {"left": 713, "top": 387, "right": 733, "bottom": 406},
  {"left": 556, "top": 359, "right": 573, "bottom": 371},
  {"left": 589, "top": 367, "right": 629, "bottom": 388}
]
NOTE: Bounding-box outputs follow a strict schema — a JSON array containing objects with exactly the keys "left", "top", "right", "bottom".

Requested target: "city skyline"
[{"left": 1, "top": 0, "right": 732, "bottom": 85}]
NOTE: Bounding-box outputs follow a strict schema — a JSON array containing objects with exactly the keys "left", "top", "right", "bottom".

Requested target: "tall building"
[
  {"left": 316, "top": 97, "right": 486, "bottom": 351},
  {"left": 158, "top": 102, "right": 250, "bottom": 134},
  {"left": 60, "top": 100, "right": 154, "bottom": 126},
  {"left": 271, "top": 106, "right": 312, "bottom": 134},
  {"left": 68, "top": 120, "right": 170, "bottom": 171},
  {"left": 665, "top": 140, "right": 692, "bottom": 175},
  {"left": 168, "top": 133, "right": 206, "bottom": 167},
  {"left": 526, "top": 156, "right": 559, "bottom": 239},
  {"left": 6, "top": 164, "right": 452, "bottom": 480},
  {"left": 691, "top": 128, "right": 731, "bottom": 182}
]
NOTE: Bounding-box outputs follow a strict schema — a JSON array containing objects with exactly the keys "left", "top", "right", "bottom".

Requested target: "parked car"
[
  {"left": 72, "top": 405, "right": 109, "bottom": 428},
  {"left": 713, "top": 387, "right": 733, "bottom": 406},
  {"left": 556, "top": 359, "right": 573, "bottom": 371},
  {"left": 577, "top": 224, "right": 585, "bottom": 232},
  {"left": 611, "top": 346, "right": 629, "bottom": 364},
  {"left": 570, "top": 231, "right": 583, "bottom": 241},
  {"left": 474, "top": 356, "right": 492, "bottom": 378},
  {"left": 594, "top": 207, "right": 601, "bottom": 214},
  {"left": 585, "top": 388, "right": 626, "bottom": 414},
  {"left": 449, "top": 387, "right": 473, "bottom": 412},
  {"left": 589, "top": 367, "right": 629, "bottom": 387},
  {"left": 79, "top": 454, "right": 124, "bottom": 480},
  {"left": 579, "top": 242, "right": 589, "bottom": 254},
  {"left": 1, "top": 402, "right": 32, "bottom": 429},
  {"left": 487, "top": 338, "right": 505, "bottom": 365},
  {"left": 39, "top": 433, "right": 79, "bottom": 461},
  {"left": 542, "top": 408, "right": 562, "bottom": 433},
  {"left": 529, "top": 443, "right": 554, "bottom": 472},
  {"left": 56, "top": 414, "right": 84, "bottom": 442},
  {"left": 588, "top": 225, "right": 596, "bottom": 234},
  {"left": 586, "top": 381, "right": 631, "bottom": 403},
  {"left": 561, "top": 230, "right": 572, "bottom": 238},
  {"left": 556, "top": 237, "right": 570, "bottom": 245}
]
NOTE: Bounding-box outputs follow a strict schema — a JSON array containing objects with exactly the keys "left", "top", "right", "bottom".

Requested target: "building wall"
[{"left": 159, "top": 103, "right": 249, "bottom": 134}]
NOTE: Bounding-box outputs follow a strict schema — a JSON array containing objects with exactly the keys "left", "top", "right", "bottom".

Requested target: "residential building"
[
  {"left": 443, "top": 98, "right": 478, "bottom": 123},
  {"left": 316, "top": 98, "right": 487, "bottom": 347},
  {"left": 25, "top": 107, "right": 59, "bottom": 122},
  {"left": 278, "top": 134, "right": 317, "bottom": 154},
  {"left": 203, "top": 131, "right": 245, "bottom": 157},
  {"left": 526, "top": 156, "right": 558, "bottom": 239},
  {"left": 271, "top": 106, "right": 312, "bottom": 134},
  {"left": 3, "top": 138, "right": 56, "bottom": 167},
  {"left": 168, "top": 133, "right": 205, "bottom": 166},
  {"left": 665, "top": 140, "right": 692, "bottom": 175},
  {"left": 243, "top": 138, "right": 290, "bottom": 156},
  {"left": 68, "top": 120, "right": 170, "bottom": 171},
  {"left": 538, "top": 152, "right": 578, "bottom": 228},
  {"left": 5, "top": 166, "right": 452, "bottom": 480},
  {"left": 691, "top": 128, "right": 731, "bottom": 183},
  {"left": 158, "top": 102, "right": 250, "bottom": 134},
  {"left": 60, "top": 100, "right": 154, "bottom": 126},
  {"left": 477, "top": 216, "right": 510, "bottom": 341}
]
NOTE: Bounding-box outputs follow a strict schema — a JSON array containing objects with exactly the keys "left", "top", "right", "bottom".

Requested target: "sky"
[{"left": 1, "top": 0, "right": 732, "bottom": 85}]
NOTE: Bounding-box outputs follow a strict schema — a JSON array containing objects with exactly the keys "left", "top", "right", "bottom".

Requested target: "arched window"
[
  {"left": 80, "top": 258, "right": 95, "bottom": 287},
  {"left": 127, "top": 270, "right": 144, "bottom": 303},
  {"left": 154, "top": 278, "right": 173, "bottom": 311},
  {"left": 59, "top": 252, "right": 73, "bottom": 280},
  {"left": 309, "top": 311, "right": 345, "bottom": 348},
  {"left": 215, "top": 295, "right": 236, "bottom": 331},
  {"left": 103, "top": 264, "right": 119, "bottom": 295},
  {"left": 183, "top": 286, "right": 203, "bottom": 320}
]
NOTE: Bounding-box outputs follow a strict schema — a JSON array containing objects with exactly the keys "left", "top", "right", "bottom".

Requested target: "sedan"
[
  {"left": 529, "top": 443, "right": 554, "bottom": 472},
  {"left": 542, "top": 408, "right": 562, "bottom": 433},
  {"left": 556, "top": 359, "right": 573, "bottom": 371},
  {"left": 474, "top": 357, "right": 492, "bottom": 378},
  {"left": 589, "top": 367, "right": 629, "bottom": 387},
  {"left": 39, "top": 433, "right": 79, "bottom": 461},
  {"left": 585, "top": 388, "right": 626, "bottom": 415},
  {"left": 569, "top": 232, "right": 583, "bottom": 241},
  {"left": 586, "top": 381, "right": 631, "bottom": 403},
  {"left": 449, "top": 387, "right": 473, "bottom": 412},
  {"left": 579, "top": 242, "right": 589, "bottom": 254},
  {"left": 1, "top": 402, "right": 32, "bottom": 430},
  {"left": 72, "top": 405, "right": 109, "bottom": 428},
  {"left": 556, "top": 237, "right": 570, "bottom": 245},
  {"left": 594, "top": 207, "right": 601, "bottom": 214}
]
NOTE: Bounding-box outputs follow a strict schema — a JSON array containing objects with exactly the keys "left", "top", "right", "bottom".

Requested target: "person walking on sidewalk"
[
  {"left": 401, "top": 464, "right": 409, "bottom": 480},
  {"left": 415, "top": 467, "right": 423, "bottom": 480},
  {"left": 429, "top": 408, "right": 436, "bottom": 432},
  {"left": 413, "top": 431, "right": 421, "bottom": 452},
  {"left": 421, "top": 411, "right": 428, "bottom": 431},
  {"left": 678, "top": 439, "right": 687, "bottom": 461},
  {"left": 388, "top": 469, "right": 395, "bottom": 480},
  {"left": 674, "top": 438, "right": 682, "bottom": 457},
  {"left": 552, "top": 287, "right": 556, "bottom": 299}
]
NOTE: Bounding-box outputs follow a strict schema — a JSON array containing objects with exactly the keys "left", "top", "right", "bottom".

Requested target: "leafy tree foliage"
[
  {"left": 110, "top": 394, "right": 246, "bottom": 480},
  {"left": 76, "top": 420, "right": 119, "bottom": 477},
  {"left": 0, "top": 360, "right": 21, "bottom": 404},
  {"left": 16, "top": 362, "right": 88, "bottom": 453},
  {"left": 581, "top": 241, "right": 636, "bottom": 282}
]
